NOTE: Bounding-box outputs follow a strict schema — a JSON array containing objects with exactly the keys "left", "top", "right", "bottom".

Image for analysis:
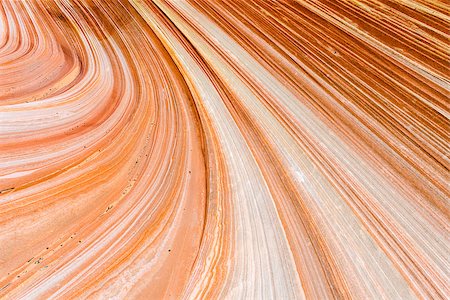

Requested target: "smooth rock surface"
[{"left": 0, "top": 0, "right": 448, "bottom": 299}]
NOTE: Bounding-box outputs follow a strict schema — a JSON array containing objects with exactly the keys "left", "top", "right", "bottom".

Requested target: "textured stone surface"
[{"left": 0, "top": 0, "right": 448, "bottom": 299}]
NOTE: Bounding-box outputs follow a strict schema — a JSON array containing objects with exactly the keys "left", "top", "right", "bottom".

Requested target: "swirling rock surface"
[{"left": 0, "top": 0, "right": 448, "bottom": 299}]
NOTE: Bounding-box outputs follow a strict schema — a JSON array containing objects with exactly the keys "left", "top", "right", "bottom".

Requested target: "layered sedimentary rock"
[{"left": 0, "top": 0, "right": 448, "bottom": 299}]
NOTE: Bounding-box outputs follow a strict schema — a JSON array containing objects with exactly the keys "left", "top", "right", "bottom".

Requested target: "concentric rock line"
[{"left": 0, "top": 0, "right": 448, "bottom": 299}]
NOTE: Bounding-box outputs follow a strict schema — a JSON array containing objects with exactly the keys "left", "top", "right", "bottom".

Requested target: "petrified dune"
[{"left": 0, "top": 0, "right": 449, "bottom": 299}]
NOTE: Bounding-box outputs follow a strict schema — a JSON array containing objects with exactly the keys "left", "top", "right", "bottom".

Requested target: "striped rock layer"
[{"left": 0, "top": 0, "right": 448, "bottom": 299}]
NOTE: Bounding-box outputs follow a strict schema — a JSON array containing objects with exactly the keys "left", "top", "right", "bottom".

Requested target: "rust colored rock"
[{"left": 0, "top": 0, "right": 448, "bottom": 299}]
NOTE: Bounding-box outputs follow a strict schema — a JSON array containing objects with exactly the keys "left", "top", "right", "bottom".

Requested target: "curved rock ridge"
[{"left": 0, "top": 0, "right": 448, "bottom": 299}]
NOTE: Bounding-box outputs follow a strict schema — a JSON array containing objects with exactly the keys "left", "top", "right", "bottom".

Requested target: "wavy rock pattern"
[{"left": 0, "top": 0, "right": 448, "bottom": 299}]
